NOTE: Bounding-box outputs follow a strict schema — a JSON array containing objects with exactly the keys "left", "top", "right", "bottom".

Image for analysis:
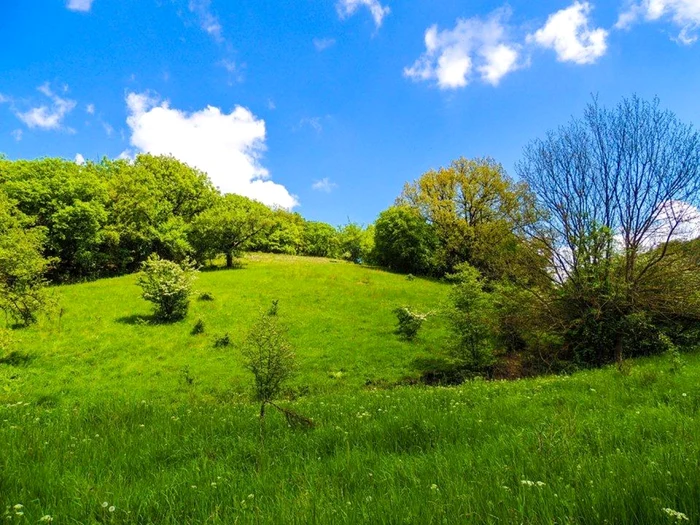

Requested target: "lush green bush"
[
  {"left": 393, "top": 306, "right": 428, "bottom": 340},
  {"left": 447, "top": 264, "right": 498, "bottom": 375},
  {"left": 374, "top": 205, "right": 437, "bottom": 275},
  {"left": 338, "top": 222, "right": 374, "bottom": 264},
  {"left": 136, "top": 255, "right": 197, "bottom": 321}
]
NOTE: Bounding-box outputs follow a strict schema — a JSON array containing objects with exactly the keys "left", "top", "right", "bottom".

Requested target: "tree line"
[{"left": 1, "top": 95, "right": 699, "bottom": 373}]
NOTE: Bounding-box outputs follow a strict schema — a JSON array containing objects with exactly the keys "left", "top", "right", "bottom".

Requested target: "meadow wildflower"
[
  {"left": 39, "top": 516, "right": 54, "bottom": 522},
  {"left": 662, "top": 508, "right": 689, "bottom": 521},
  {"left": 102, "top": 502, "right": 108, "bottom": 508},
  {"left": 109, "top": 506, "right": 115, "bottom": 513}
]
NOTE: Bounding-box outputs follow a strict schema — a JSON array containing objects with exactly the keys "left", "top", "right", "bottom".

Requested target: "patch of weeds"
[
  {"left": 268, "top": 299, "right": 279, "bottom": 316},
  {"left": 191, "top": 319, "right": 205, "bottom": 335},
  {"left": 198, "top": 292, "right": 214, "bottom": 302},
  {"left": 214, "top": 333, "right": 231, "bottom": 348},
  {"left": 180, "top": 365, "right": 195, "bottom": 386},
  {"left": 35, "top": 394, "right": 59, "bottom": 408}
]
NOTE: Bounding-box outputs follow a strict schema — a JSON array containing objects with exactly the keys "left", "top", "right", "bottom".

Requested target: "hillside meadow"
[{"left": 1, "top": 255, "right": 698, "bottom": 524}]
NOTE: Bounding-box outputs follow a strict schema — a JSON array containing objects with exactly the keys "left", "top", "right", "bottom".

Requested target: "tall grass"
[{"left": 2, "top": 354, "right": 698, "bottom": 523}]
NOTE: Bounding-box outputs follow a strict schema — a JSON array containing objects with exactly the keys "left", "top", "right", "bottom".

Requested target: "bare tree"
[{"left": 517, "top": 95, "right": 700, "bottom": 363}]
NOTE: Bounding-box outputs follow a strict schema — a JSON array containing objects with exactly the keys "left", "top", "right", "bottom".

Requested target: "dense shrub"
[
  {"left": 136, "top": 255, "right": 197, "bottom": 321},
  {"left": 447, "top": 264, "right": 498, "bottom": 375},
  {"left": 393, "top": 306, "right": 428, "bottom": 340}
]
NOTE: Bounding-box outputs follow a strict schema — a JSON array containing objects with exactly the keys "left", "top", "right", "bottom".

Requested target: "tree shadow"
[
  {"left": 0, "top": 351, "right": 34, "bottom": 367},
  {"left": 411, "top": 356, "right": 466, "bottom": 386},
  {"left": 199, "top": 261, "right": 247, "bottom": 272},
  {"left": 115, "top": 314, "right": 159, "bottom": 326}
]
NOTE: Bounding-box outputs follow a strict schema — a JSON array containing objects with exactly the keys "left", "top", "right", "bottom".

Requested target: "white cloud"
[
  {"left": 404, "top": 8, "right": 521, "bottom": 89},
  {"left": 66, "top": 0, "right": 94, "bottom": 12},
  {"left": 0, "top": 93, "right": 8, "bottom": 104},
  {"left": 75, "top": 153, "right": 85, "bottom": 165},
  {"left": 312, "top": 178, "right": 338, "bottom": 193},
  {"left": 616, "top": 0, "right": 700, "bottom": 44},
  {"left": 86, "top": 103, "right": 95, "bottom": 115},
  {"left": 313, "top": 37, "right": 336, "bottom": 51},
  {"left": 336, "top": 0, "right": 390, "bottom": 29},
  {"left": 11, "top": 129, "right": 22, "bottom": 142},
  {"left": 15, "top": 83, "right": 76, "bottom": 130},
  {"left": 125, "top": 91, "right": 298, "bottom": 209},
  {"left": 188, "top": 0, "right": 223, "bottom": 42},
  {"left": 528, "top": 2, "right": 608, "bottom": 64}
]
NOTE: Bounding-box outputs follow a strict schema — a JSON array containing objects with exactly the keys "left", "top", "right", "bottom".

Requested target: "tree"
[
  {"left": 338, "top": 222, "right": 374, "bottom": 264},
  {"left": 241, "top": 312, "right": 296, "bottom": 419},
  {"left": 301, "top": 221, "right": 340, "bottom": 258},
  {"left": 0, "top": 158, "right": 108, "bottom": 281},
  {"left": 447, "top": 264, "right": 499, "bottom": 375},
  {"left": 517, "top": 95, "right": 700, "bottom": 364},
  {"left": 373, "top": 205, "right": 437, "bottom": 274},
  {"left": 398, "top": 157, "right": 536, "bottom": 278},
  {"left": 0, "top": 192, "right": 50, "bottom": 326},
  {"left": 189, "top": 194, "right": 273, "bottom": 267}
]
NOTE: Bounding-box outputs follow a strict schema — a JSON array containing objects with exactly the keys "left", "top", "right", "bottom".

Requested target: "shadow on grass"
[
  {"left": 411, "top": 356, "right": 466, "bottom": 386},
  {"left": 115, "top": 314, "right": 183, "bottom": 326},
  {"left": 0, "top": 351, "right": 34, "bottom": 367},
  {"left": 200, "top": 261, "right": 247, "bottom": 272}
]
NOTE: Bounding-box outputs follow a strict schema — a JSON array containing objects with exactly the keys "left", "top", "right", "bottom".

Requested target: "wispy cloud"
[
  {"left": 312, "top": 178, "right": 338, "bottom": 193},
  {"left": 336, "top": 0, "right": 390, "bottom": 29},
  {"left": 299, "top": 117, "right": 324, "bottom": 134},
  {"left": 66, "top": 0, "right": 94, "bottom": 12},
  {"left": 313, "top": 37, "right": 336, "bottom": 51},
  {"left": 188, "top": 0, "right": 223, "bottom": 42},
  {"left": 616, "top": 0, "right": 700, "bottom": 44}
]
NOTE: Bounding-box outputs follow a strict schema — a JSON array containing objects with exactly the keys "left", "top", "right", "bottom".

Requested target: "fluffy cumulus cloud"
[
  {"left": 125, "top": 92, "right": 298, "bottom": 209},
  {"left": 15, "top": 83, "right": 76, "bottom": 130},
  {"left": 66, "top": 0, "right": 94, "bottom": 12},
  {"left": 528, "top": 2, "right": 608, "bottom": 64},
  {"left": 336, "top": 0, "right": 390, "bottom": 29},
  {"left": 404, "top": 8, "right": 521, "bottom": 89},
  {"left": 617, "top": 0, "right": 700, "bottom": 44}
]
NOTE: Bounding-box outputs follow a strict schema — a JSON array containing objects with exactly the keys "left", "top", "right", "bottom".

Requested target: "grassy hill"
[
  {"left": 1, "top": 254, "right": 450, "bottom": 405},
  {"left": 1, "top": 255, "right": 699, "bottom": 523}
]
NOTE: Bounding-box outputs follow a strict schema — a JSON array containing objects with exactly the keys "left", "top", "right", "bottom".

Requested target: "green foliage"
[
  {"left": 393, "top": 306, "right": 428, "bottom": 340},
  {"left": 374, "top": 205, "right": 437, "bottom": 275},
  {"left": 301, "top": 221, "right": 340, "bottom": 258},
  {"left": 398, "top": 157, "right": 537, "bottom": 278},
  {"left": 447, "top": 263, "right": 498, "bottom": 374},
  {"left": 136, "top": 255, "right": 198, "bottom": 321},
  {"left": 0, "top": 192, "right": 51, "bottom": 326},
  {"left": 338, "top": 222, "right": 374, "bottom": 264},
  {"left": 189, "top": 194, "right": 273, "bottom": 267},
  {"left": 241, "top": 312, "right": 296, "bottom": 413}
]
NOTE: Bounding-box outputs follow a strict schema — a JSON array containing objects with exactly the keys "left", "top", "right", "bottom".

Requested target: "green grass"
[
  {"left": 1, "top": 254, "right": 450, "bottom": 404},
  {"left": 1, "top": 254, "right": 699, "bottom": 523}
]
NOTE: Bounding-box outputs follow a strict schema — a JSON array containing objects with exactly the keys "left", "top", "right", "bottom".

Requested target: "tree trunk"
[{"left": 226, "top": 251, "right": 233, "bottom": 268}]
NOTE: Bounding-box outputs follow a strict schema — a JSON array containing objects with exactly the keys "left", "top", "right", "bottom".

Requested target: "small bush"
[
  {"left": 268, "top": 299, "right": 279, "bottom": 316},
  {"left": 214, "top": 333, "right": 231, "bottom": 348},
  {"left": 198, "top": 292, "right": 214, "bottom": 301},
  {"left": 191, "top": 319, "right": 205, "bottom": 335},
  {"left": 136, "top": 255, "right": 197, "bottom": 322},
  {"left": 241, "top": 313, "right": 297, "bottom": 420},
  {"left": 393, "top": 306, "right": 428, "bottom": 341}
]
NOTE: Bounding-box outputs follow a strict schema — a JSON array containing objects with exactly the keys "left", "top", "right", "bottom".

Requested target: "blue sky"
[{"left": 1, "top": 0, "right": 700, "bottom": 225}]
